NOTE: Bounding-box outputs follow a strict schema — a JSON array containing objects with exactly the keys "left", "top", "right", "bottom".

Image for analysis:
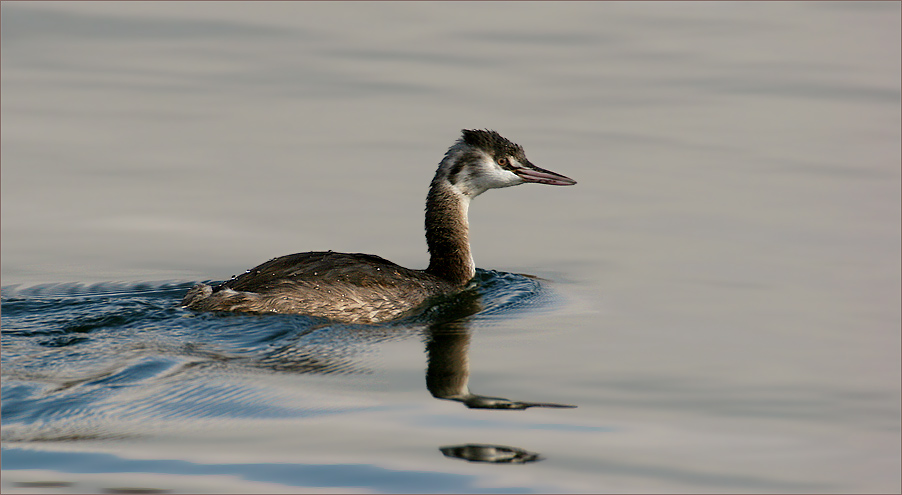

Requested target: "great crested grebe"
[{"left": 182, "top": 129, "right": 576, "bottom": 323}]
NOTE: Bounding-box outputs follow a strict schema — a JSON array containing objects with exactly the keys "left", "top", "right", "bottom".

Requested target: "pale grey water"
[{"left": 1, "top": 1, "right": 900, "bottom": 493}]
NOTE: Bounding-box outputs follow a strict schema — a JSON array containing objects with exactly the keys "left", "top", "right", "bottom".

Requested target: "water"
[{"left": 2, "top": 2, "right": 900, "bottom": 493}]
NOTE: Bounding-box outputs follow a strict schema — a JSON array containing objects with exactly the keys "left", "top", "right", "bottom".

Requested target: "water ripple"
[{"left": 1, "top": 270, "right": 558, "bottom": 442}]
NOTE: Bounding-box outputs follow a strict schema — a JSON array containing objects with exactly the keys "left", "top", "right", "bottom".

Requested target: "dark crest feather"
[{"left": 460, "top": 129, "right": 524, "bottom": 160}]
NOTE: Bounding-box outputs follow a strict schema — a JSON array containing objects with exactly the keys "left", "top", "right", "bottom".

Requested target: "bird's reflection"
[
  {"left": 425, "top": 320, "right": 576, "bottom": 410},
  {"left": 408, "top": 281, "right": 576, "bottom": 409},
  {"left": 439, "top": 444, "right": 542, "bottom": 464},
  {"left": 417, "top": 288, "right": 573, "bottom": 464},
  {"left": 245, "top": 280, "right": 574, "bottom": 463},
  {"left": 254, "top": 282, "right": 577, "bottom": 410}
]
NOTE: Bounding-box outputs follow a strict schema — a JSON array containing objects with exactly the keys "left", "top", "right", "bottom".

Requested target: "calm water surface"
[{"left": 2, "top": 2, "right": 900, "bottom": 493}]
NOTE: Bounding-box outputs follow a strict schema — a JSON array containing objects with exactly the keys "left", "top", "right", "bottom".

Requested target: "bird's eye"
[{"left": 497, "top": 157, "right": 509, "bottom": 167}]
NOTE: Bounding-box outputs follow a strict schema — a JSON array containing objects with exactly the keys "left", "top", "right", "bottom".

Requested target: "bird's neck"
[{"left": 425, "top": 180, "right": 475, "bottom": 285}]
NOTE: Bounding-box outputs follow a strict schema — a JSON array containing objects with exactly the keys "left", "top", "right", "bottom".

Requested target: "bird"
[{"left": 181, "top": 129, "right": 576, "bottom": 323}]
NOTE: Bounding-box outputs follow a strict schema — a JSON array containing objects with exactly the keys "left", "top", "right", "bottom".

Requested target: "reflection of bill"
[
  {"left": 440, "top": 444, "right": 542, "bottom": 464},
  {"left": 427, "top": 317, "right": 572, "bottom": 465},
  {"left": 425, "top": 319, "right": 576, "bottom": 410}
]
